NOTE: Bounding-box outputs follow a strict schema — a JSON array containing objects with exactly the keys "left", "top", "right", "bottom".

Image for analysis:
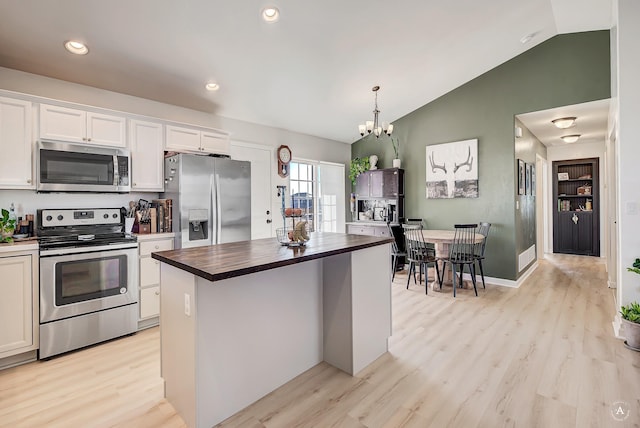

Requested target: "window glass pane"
[
  {"left": 290, "top": 162, "right": 299, "bottom": 180},
  {"left": 299, "top": 165, "right": 308, "bottom": 181}
]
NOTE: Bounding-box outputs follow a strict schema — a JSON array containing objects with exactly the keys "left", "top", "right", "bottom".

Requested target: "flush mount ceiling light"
[
  {"left": 64, "top": 40, "right": 89, "bottom": 55},
  {"left": 358, "top": 85, "right": 393, "bottom": 138},
  {"left": 552, "top": 117, "right": 577, "bottom": 129},
  {"left": 205, "top": 82, "right": 220, "bottom": 91},
  {"left": 262, "top": 6, "right": 280, "bottom": 22},
  {"left": 561, "top": 134, "right": 581, "bottom": 143}
]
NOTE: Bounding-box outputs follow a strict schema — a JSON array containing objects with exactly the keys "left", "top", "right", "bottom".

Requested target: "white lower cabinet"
[
  {"left": 346, "top": 223, "right": 391, "bottom": 237},
  {"left": 140, "top": 286, "right": 160, "bottom": 319},
  {"left": 138, "top": 235, "right": 174, "bottom": 327},
  {"left": 0, "top": 250, "right": 38, "bottom": 359}
]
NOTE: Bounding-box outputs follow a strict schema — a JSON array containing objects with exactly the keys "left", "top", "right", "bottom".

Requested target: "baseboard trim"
[{"left": 461, "top": 261, "right": 539, "bottom": 289}]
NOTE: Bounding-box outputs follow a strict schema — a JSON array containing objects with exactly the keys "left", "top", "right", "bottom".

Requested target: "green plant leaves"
[
  {"left": 621, "top": 301, "right": 640, "bottom": 323},
  {"left": 349, "top": 157, "right": 370, "bottom": 185}
]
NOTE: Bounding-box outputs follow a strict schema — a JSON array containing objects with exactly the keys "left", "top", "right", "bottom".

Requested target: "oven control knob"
[
  {"left": 112, "top": 214, "right": 118, "bottom": 219},
  {"left": 46, "top": 215, "right": 52, "bottom": 222},
  {"left": 103, "top": 214, "right": 109, "bottom": 219},
  {"left": 120, "top": 287, "right": 127, "bottom": 294},
  {"left": 57, "top": 215, "right": 64, "bottom": 221}
]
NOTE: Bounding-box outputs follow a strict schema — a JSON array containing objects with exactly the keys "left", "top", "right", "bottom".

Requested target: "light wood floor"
[{"left": 1, "top": 254, "right": 639, "bottom": 427}]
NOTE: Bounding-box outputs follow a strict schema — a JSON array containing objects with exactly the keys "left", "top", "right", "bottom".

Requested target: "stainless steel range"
[{"left": 37, "top": 208, "right": 138, "bottom": 359}]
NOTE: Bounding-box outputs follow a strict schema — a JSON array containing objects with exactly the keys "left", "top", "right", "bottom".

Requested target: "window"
[{"left": 289, "top": 161, "right": 345, "bottom": 233}]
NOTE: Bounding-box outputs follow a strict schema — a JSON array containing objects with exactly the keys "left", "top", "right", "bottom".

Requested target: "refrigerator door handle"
[{"left": 215, "top": 173, "right": 222, "bottom": 244}]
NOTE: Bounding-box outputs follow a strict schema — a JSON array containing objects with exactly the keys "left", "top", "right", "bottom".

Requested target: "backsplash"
[{"left": 0, "top": 190, "right": 159, "bottom": 221}]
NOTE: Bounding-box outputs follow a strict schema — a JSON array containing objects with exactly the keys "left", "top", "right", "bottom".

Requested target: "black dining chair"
[
  {"left": 405, "top": 218, "right": 424, "bottom": 228},
  {"left": 403, "top": 226, "right": 439, "bottom": 294},
  {"left": 437, "top": 224, "right": 478, "bottom": 297},
  {"left": 474, "top": 222, "right": 491, "bottom": 289},
  {"left": 388, "top": 221, "right": 406, "bottom": 282}
]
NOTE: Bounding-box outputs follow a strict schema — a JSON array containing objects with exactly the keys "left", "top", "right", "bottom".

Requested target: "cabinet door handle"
[
  {"left": 155, "top": 245, "right": 159, "bottom": 249},
  {"left": 266, "top": 219, "right": 272, "bottom": 224},
  {"left": 155, "top": 290, "right": 160, "bottom": 295},
  {"left": 26, "top": 179, "right": 32, "bottom": 184}
]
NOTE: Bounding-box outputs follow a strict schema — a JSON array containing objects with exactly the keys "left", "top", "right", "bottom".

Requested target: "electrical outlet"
[{"left": 184, "top": 293, "right": 191, "bottom": 316}]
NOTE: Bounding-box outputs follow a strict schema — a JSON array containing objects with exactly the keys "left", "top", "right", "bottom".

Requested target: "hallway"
[{"left": 0, "top": 254, "right": 638, "bottom": 427}]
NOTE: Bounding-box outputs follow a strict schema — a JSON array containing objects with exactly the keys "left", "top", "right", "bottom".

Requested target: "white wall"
[
  {"left": 614, "top": 0, "right": 640, "bottom": 308},
  {"left": 546, "top": 140, "right": 606, "bottom": 257},
  {"left": 0, "top": 66, "right": 351, "bottom": 222}
]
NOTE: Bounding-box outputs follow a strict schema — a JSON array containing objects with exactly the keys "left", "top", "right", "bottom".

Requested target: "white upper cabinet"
[
  {"left": 39, "top": 104, "right": 126, "bottom": 147},
  {"left": 129, "top": 119, "right": 164, "bottom": 191},
  {"left": 201, "top": 130, "right": 230, "bottom": 155},
  {"left": 165, "top": 124, "right": 230, "bottom": 155},
  {"left": 0, "top": 97, "right": 34, "bottom": 189}
]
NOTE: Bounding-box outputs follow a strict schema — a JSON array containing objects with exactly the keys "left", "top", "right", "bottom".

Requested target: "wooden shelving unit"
[{"left": 552, "top": 158, "right": 599, "bottom": 256}]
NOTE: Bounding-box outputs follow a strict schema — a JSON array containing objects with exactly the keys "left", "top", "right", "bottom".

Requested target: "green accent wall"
[{"left": 352, "top": 31, "right": 610, "bottom": 281}]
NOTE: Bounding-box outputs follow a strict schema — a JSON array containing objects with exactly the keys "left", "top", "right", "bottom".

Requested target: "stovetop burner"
[{"left": 37, "top": 208, "right": 137, "bottom": 250}]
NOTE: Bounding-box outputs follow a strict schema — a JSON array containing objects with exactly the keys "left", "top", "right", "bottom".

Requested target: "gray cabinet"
[{"left": 355, "top": 168, "right": 403, "bottom": 198}]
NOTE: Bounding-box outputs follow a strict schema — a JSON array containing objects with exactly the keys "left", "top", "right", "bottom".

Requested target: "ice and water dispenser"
[{"left": 188, "top": 209, "right": 209, "bottom": 242}]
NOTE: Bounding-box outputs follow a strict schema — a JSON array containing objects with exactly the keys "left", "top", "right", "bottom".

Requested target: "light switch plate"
[{"left": 184, "top": 293, "right": 191, "bottom": 316}]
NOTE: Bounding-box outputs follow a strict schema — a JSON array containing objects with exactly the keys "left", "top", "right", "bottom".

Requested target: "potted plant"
[
  {"left": 621, "top": 259, "right": 640, "bottom": 350},
  {"left": 391, "top": 137, "right": 401, "bottom": 168},
  {"left": 1, "top": 208, "right": 17, "bottom": 243},
  {"left": 349, "top": 157, "right": 370, "bottom": 185}
]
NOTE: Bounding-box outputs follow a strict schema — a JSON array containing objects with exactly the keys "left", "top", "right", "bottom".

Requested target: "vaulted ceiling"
[{"left": 0, "top": 0, "right": 612, "bottom": 143}]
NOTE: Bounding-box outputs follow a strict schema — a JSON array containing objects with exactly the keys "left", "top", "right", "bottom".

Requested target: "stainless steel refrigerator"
[{"left": 162, "top": 153, "right": 251, "bottom": 249}]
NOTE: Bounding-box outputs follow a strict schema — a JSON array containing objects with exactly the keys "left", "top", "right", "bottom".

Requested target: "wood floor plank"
[{"left": 1, "top": 254, "right": 639, "bottom": 427}]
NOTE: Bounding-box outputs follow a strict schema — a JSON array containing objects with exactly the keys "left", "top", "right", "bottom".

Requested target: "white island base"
[{"left": 158, "top": 243, "right": 391, "bottom": 427}]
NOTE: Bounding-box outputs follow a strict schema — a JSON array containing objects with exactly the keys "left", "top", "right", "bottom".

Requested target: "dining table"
[{"left": 420, "top": 229, "right": 485, "bottom": 292}]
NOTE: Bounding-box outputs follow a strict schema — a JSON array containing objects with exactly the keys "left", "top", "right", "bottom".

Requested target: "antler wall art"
[{"left": 425, "top": 139, "right": 478, "bottom": 199}]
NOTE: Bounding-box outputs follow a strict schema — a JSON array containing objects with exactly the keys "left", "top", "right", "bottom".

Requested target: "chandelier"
[{"left": 358, "top": 85, "right": 393, "bottom": 138}]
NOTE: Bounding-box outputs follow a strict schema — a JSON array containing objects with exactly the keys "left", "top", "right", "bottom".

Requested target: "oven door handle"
[{"left": 40, "top": 242, "right": 138, "bottom": 256}]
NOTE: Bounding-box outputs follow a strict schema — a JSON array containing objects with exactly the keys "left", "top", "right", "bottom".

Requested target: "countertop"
[
  {"left": 151, "top": 232, "right": 393, "bottom": 282},
  {"left": 134, "top": 232, "right": 175, "bottom": 241},
  {"left": 0, "top": 239, "right": 39, "bottom": 254}
]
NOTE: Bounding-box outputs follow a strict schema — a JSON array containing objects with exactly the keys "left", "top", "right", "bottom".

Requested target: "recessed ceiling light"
[
  {"left": 262, "top": 6, "right": 280, "bottom": 22},
  {"left": 561, "top": 134, "right": 581, "bottom": 143},
  {"left": 552, "top": 117, "right": 577, "bottom": 129},
  {"left": 64, "top": 40, "right": 89, "bottom": 55},
  {"left": 205, "top": 82, "right": 220, "bottom": 91}
]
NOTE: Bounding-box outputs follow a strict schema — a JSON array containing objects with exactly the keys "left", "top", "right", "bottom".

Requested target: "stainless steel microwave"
[{"left": 37, "top": 140, "right": 131, "bottom": 192}]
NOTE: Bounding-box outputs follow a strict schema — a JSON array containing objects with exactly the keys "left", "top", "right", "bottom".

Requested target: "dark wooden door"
[{"left": 552, "top": 158, "right": 599, "bottom": 256}]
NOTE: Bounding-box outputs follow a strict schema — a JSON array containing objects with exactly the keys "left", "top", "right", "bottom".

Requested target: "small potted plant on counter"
[
  {"left": 1, "top": 208, "right": 17, "bottom": 243},
  {"left": 621, "top": 259, "right": 640, "bottom": 350}
]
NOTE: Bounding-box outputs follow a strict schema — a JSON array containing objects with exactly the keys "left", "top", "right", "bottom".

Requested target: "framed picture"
[
  {"left": 517, "top": 159, "right": 525, "bottom": 195},
  {"left": 525, "top": 163, "right": 532, "bottom": 195},
  {"left": 531, "top": 164, "right": 536, "bottom": 196},
  {"left": 426, "top": 139, "right": 478, "bottom": 199},
  {"left": 557, "top": 172, "right": 569, "bottom": 181}
]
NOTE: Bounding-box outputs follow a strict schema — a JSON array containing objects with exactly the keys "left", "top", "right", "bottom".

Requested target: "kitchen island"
[{"left": 151, "top": 232, "right": 393, "bottom": 428}]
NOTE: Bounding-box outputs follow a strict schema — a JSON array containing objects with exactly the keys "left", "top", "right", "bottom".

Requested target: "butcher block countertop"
[{"left": 151, "top": 232, "right": 393, "bottom": 282}]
